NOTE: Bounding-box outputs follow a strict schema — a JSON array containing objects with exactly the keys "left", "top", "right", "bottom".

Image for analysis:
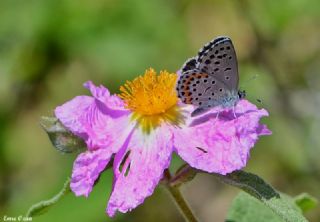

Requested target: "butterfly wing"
[
  {"left": 181, "top": 57, "right": 197, "bottom": 73},
  {"left": 176, "top": 69, "right": 227, "bottom": 107},
  {"left": 197, "top": 37, "right": 239, "bottom": 91},
  {"left": 177, "top": 36, "right": 240, "bottom": 117}
]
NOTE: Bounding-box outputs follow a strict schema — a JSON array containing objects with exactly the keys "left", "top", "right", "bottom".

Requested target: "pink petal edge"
[{"left": 174, "top": 99, "right": 271, "bottom": 175}]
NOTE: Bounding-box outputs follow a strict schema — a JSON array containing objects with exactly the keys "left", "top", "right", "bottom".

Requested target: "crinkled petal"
[
  {"left": 174, "top": 100, "right": 271, "bottom": 175},
  {"left": 84, "top": 81, "right": 127, "bottom": 111},
  {"left": 71, "top": 148, "right": 113, "bottom": 197},
  {"left": 106, "top": 126, "right": 173, "bottom": 216},
  {"left": 55, "top": 81, "right": 131, "bottom": 150}
]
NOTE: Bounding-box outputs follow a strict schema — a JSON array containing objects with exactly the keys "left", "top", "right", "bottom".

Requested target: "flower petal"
[
  {"left": 55, "top": 81, "right": 131, "bottom": 150},
  {"left": 106, "top": 126, "right": 173, "bottom": 216},
  {"left": 70, "top": 149, "right": 113, "bottom": 197},
  {"left": 174, "top": 100, "right": 271, "bottom": 175},
  {"left": 84, "top": 81, "right": 127, "bottom": 111}
]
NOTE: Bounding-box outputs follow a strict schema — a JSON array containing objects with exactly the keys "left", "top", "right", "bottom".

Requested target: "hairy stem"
[{"left": 164, "top": 169, "right": 199, "bottom": 222}]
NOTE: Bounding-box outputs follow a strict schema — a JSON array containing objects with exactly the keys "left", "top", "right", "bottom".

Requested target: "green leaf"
[
  {"left": 214, "top": 170, "right": 308, "bottom": 222},
  {"left": 226, "top": 192, "right": 284, "bottom": 222},
  {"left": 40, "top": 116, "right": 86, "bottom": 153},
  {"left": 26, "top": 178, "right": 71, "bottom": 217},
  {"left": 294, "top": 193, "right": 318, "bottom": 213}
]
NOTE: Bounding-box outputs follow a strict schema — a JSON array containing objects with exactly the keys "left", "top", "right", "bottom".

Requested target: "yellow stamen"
[{"left": 119, "top": 68, "right": 182, "bottom": 132}]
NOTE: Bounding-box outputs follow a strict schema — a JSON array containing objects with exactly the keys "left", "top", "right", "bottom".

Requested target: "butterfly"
[{"left": 176, "top": 36, "right": 246, "bottom": 117}]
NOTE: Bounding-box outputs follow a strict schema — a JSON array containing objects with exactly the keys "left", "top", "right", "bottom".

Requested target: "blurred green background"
[{"left": 1, "top": 0, "right": 320, "bottom": 221}]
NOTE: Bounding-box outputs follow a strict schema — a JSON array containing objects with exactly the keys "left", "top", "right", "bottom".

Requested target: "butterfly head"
[{"left": 238, "top": 89, "right": 246, "bottom": 99}]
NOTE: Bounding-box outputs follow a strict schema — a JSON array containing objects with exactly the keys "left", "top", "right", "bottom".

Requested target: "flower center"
[
  {"left": 119, "top": 68, "right": 182, "bottom": 133},
  {"left": 119, "top": 68, "right": 178, "bottom": 116}
]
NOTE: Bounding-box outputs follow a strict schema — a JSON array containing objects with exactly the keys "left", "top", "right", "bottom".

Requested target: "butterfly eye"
[
  {"left": 204, "top": 79, "right": 208, "bottom": 83},
  {"left": 211, "top": 80, "right": 216, "bottom": 84},
  {"left": 219, "top": 88, "right": 223, "bottom": 92},
  {"left": 225, "top": 76, "right": 230, "bottom": 80}
]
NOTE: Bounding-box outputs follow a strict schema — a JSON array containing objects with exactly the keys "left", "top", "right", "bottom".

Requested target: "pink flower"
[{"left": 55, "top": 68, "right": 271, "bottom": 216}]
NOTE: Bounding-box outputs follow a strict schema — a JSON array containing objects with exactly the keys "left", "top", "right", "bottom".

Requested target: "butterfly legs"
[
  {"left": 214, "top": 110, "right": 220, "bottom": 122},
  {"left": 232, "top": 105, "right": 237, "bottom": 119}
]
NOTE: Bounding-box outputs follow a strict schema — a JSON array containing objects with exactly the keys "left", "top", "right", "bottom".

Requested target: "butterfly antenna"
[
  {"left": 256, "top": 98, "right": 263, "bottom": 105},
  {"left": 240, "top": 73, "right": 259, "bottom": 88}
]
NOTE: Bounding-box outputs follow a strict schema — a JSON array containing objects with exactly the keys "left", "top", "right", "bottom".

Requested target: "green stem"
[{"left": 164, "top": 170, "right": 199, "bottom": 222}]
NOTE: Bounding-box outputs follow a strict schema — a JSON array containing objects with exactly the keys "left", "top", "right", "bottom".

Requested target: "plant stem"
[{"left": 164, "top": 169, "right": 199, "bottom": 222}]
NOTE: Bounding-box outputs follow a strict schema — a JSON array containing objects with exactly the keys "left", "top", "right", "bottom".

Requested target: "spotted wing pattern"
[
  {"left": 176, "top": 69, "right": 227, "bottom": 107},
  {"left": 177, "top": 36, "right": 240, "bottom": 116},
  {"left": 196, "top": 38, "right": 239, "bottom": 91}
]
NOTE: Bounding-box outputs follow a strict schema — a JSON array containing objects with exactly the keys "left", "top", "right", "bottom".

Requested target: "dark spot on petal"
[{"left": 196, "top": 147, "right": 208, "bottom": 153}]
